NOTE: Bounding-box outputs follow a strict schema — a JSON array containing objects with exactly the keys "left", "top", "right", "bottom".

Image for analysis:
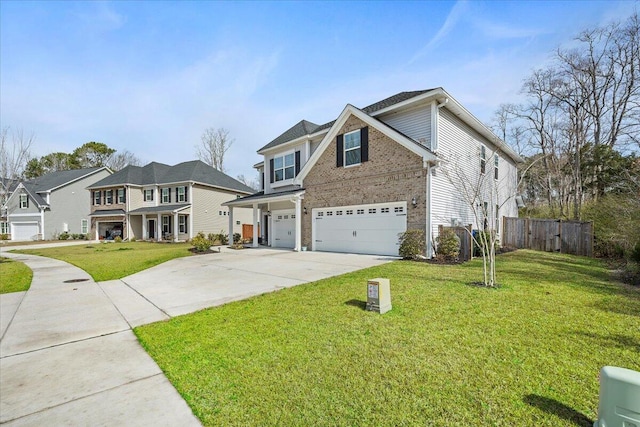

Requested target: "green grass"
[
  {"left": 15, "top": 242, "right": 193, "bottom": 281},
  {"left": 135, "top": 250, "right": 639, "bottom": 426},
  {"left": 0, "top": 257, "right": 33, "bottom": 294}
]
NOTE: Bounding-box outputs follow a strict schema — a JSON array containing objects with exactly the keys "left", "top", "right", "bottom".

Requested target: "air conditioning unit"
[{"left": 593, "top": 366, "right": 640, "bottom": 427}]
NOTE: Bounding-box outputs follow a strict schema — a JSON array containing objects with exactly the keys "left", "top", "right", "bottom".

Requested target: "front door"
[{"left": 148, "top": 219, "right": 156, "bottom": 239}]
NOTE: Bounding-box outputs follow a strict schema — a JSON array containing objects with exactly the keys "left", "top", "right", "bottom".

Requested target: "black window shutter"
[
  {"left": 261, "top": 172, "right": 265, "bottom": 190},
  {"left": 270, "top": 159, "right": 275, "bottom": 183},
  {"left": 184, "top": 187, "right": 188, "bottom": 202},
  {"left": 295, "top": 151, "right": 301, "bottom": 176},
  {"left": 361, "top": 127, "right": 369, "bottom": 162},
  {"left": 168, "top": 188, "right": 172, "bottom": 203},
  {"left": 336, "top": 134, "right": 344, "bottom": 167},
  {"left": 122, "top": 188, "right": 126, "bottom": 203}
]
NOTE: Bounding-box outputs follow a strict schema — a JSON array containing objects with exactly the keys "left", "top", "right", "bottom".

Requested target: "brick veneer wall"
[{"left": 301, "top": 115, "right": 427, "bottom": 249}]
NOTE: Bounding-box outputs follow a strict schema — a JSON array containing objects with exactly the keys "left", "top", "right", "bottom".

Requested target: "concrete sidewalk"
[
  {"left": 0, "top": 245, "right": 393, "bottom": 425},
  {"left": 0, "top": 252, "right": 199, "bottom": 426}
]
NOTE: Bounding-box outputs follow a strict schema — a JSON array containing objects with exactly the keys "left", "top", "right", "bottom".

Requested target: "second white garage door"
[{"left": 313, "top": 202, "right": 407, "bottom": 256}]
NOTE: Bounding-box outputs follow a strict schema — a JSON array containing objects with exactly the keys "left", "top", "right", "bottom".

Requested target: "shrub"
[
  {"left": 59, "top": 232, "right": 70, "bottom": 240},
  {"left": 233, "top": 233, "right": 241, "bottom": 244},
  {"left": 130, "top": 236, "right": 137, "bottom": 242},
  {"left": 207, "top": 233, "right": 216, "bottom": 244},
  {"left": 217, "top": 231, "right": 229, "bottom": 245},
  {"left": 114, "top": 236, "right": 123, "bottom": 243},
  {"left": 436, "top": 229, "right": 460, "bottom": 261},
  {"left": 399, "top": 229, "right": 425, "bottom": 259},
  {"left": 1, "top": 233, "right": 9, "bottom": 241},
  {"left": 191, "top": 232, "right": 211, "bottom": 252},
  {"left": 473, "top": 231, "right": 498, "bottom": 257},
  {"left": 630, "top": 241, "right": 640, "bottom": 264}
]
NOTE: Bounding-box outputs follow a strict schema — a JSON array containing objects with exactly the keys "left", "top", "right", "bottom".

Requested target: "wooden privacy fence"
[
  {"left": 502, "top": 217, "right": 594, "bottom": 257},
  {"left": 438, "top": 225, "right": 473, "bottom": 262}
]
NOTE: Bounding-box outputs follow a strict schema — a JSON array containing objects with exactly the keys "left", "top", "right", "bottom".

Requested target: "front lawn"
[
  {"left": 135, "top": 250, "right": 639, "bottom": 426},
  {"left": 0, "top": 257, "right": 33, "bottom": 294},
  {"left": 15, "top": 242, "right": 193, "bottom": 281}
]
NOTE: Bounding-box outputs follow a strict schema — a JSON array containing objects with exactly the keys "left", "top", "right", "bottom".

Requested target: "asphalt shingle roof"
[
  {"left": 88, "top": 160, "right": 254, "bottom": 194},
  {"left": 27, "top": 167, "right": 104, "bottom": 192},
  {"left": 257, "top": 90, "right": 436, "bottom": 152}
]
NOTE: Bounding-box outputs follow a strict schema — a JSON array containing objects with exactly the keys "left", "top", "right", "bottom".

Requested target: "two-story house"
[
  {"left": 2, "top": 167, "right": 112, "bottom": 241},
  {"left": 87, "top": 160, "right": 254, "bottom": 241},
  {"left": 224, "top": 88, "right": 523, "bottom": 257}
]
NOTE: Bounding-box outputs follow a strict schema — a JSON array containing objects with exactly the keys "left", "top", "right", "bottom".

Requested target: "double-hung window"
[
  {"left": 344, "top": 130, "right": 361, "bottom": 166},
  {"left": 162, "top": 215, "right": 170, "bottom": 234},
  {"left": 480, "top": 146, "right": 487, "bottom": 175},
  {"left": 176, "top": 186, "right": 187, "bottom": 202},
  {"left": 105, "top": 190, "right": 113, "bottom": 205},
  {"left": 81, "top": 219, "right": 88, "bottom": 234},
  {"left": 19, "top": 194, "right": 28, "bottom": 209},
  {"left": 179, "top": 215, "right": 187, "bottom": 233},
  {"left": 117, "top": 188, "right": 126, "bottom": 204},
  {"left": 1, "top": 221, "right": 8, "bottom": 234},
  {"left": 274, "top": 153, "right": 295, "bottom": 182},
  {"left": 161, "top": 188, "right": 170, "bottom": 204},
  {"left": 144, "top": 189, "right": 154, "bottom": 202},
  {"left": 494, "top": 155, "right": 499, "bottom": 180},
  {"left": 93, "top": 191, "right": 101, "bottom": 205}
]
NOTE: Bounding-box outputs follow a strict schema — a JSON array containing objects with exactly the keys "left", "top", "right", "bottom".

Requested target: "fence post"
[{"left": 558, "top": 219, "right": 562, "bottom": 254}]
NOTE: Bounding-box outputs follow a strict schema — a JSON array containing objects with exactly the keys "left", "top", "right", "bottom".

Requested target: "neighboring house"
[
  {"left": 1, "top": 178, "right": 20, "bottom": 237},
  {"left": 87, "top": 160, "right": 254, "bottom": 241},
  {"left": 225, "top": 88, "right": 523, "bottom": 257},
  {"left": 2, "top": 167, "right": 112, "bottom": 241}
]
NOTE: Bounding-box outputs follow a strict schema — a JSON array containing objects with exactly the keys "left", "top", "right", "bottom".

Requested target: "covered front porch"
[
  {"left": 128, "top": 204, "right": 191, "bottom": 242},
  {"left": 223, "top": 189, "right": 305, "bottom": 251}
]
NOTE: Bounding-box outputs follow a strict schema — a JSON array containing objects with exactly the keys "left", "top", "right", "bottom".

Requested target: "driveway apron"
[{"left": 0, "top": 251, "right": 200, "bottom": 426}]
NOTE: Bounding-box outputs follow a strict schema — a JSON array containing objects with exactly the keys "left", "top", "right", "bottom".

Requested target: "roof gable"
[
  {"left": 294, "top": 104, "right": 437, "bottom": 184},
  {"left": 26, "top": 167, "right": 109, "bottom": 193}
]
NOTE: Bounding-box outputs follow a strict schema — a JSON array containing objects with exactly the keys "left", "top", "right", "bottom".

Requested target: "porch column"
[
  {"left": 294, "top": 197, "right": 302, "bottom": 252},
  {"left": 228, "top": 207, "right": 234, "bottom": 246},
  {"left": 142, "top": 214, "right": 147, "bottom": 240},
  {"left": 156, "top": 217, "right": 161, "bottom": 242},
  {"left": 252, "top": 203, "right": 259, "bottom": 248},
  {"left": 173, "top": 212, "right": 178, "bottom": 242}
]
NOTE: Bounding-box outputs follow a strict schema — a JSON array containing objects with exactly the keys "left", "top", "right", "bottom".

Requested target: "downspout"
[
  {"left": 425, "top": 162, "right": 432, "bottom": 258},
  {"left": 40, "top": 207, "right": 45, "bottom": 241}
]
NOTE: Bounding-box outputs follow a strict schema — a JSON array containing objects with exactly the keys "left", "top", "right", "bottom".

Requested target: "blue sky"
[{"left": 1, "top": 0, "right": 636, "bottom": 180}]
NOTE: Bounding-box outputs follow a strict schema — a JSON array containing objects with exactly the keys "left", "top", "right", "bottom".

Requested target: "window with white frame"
[
  {"left": 81, "top": 219, "right": 88, "bottom": 234},
  {"left": 162, "top": 215, "right": 170, "bottom": 234},
  {"left": 161, "top": 188, "right": 170, "bottom": 204},
  {"left": 19, "top": 194, "right": 28, "bottom": 209},
  {"left": 144, "top": 189, "right": 153, "bottom": 202},
  {"left": 273, "top": 153, "right": 295, "bottom": 182},
  {"left": 494, "top": 155, "right": 499, "bottom": 180},
  {"left": 93, "top": 191, "right": 101, "bottom": 205},
  {"left": 344, "top": 130, "right": 361, "bottom": 166},
  {"left": 177, "top": 186, "right": 187, "bottom": 202},
  {"left": 1, "top": 221, "right": 8, "bottom": 234},
  {"left": 105, "top": 190, "right": 113, "bottom": 204},
  {"left": 480, "top": 145, "right": 487, "bottom": 174},
  {"left": 117, "top": 188, "right": 125, "bottom": 204},
  {"left": 179, "top": 215, "right": 187, "bottom": 233}
]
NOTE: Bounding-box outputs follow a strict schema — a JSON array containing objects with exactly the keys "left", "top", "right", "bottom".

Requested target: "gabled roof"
[
  {"left": 10, "top": 182, "right": 48, "bottom": 208},
  {"left": 26, "top": 167, "right": 108, "bottom": 193},
  {"left": 294, "top": 104, "right": 438, "bottom": 184},
  {"left": 88, "top": 160, "right": 254, "bottom": 194},
  {"left": 257, "top": 90, "right": 437, "bottom": 153}
]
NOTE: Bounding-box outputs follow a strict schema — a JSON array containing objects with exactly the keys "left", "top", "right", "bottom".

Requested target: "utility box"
[
  {"left": 366, "top": 278, "right": 391, "bottom": 314},
  {"left": 593, "top": 366, "right": 640, "bottom": 427}
]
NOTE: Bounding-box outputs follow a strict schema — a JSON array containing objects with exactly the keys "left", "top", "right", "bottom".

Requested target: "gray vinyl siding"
[
  {"left": 431, "top": 108, "right": 518, "bottom": 241},
  {"left": 46, "top": 169, "right": 111, "bottom": 238},
  {"left": 6, "top": 190, "right": 40, "bottom": 215},
  {"left": 379, "top": 104, "right": 432, "bottom": 149},
  {"left": 191, "top": 184, "right": 253, "bottom": 236}
]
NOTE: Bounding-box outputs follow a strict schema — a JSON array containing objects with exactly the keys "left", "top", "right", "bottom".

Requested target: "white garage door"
[
  {"left": 272, "top": 210, "right": 295, "bottom": 248},
  {"left": 313, "top": 202, "right": 407, "bottom": 256},
  {"left": 12, "top": 222, "right": 39, "bottom": 241}
]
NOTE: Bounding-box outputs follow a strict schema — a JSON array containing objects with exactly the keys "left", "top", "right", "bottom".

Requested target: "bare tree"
[
  {"left": 236, "top": 174, "right": 259, "bottom": 191},
  {"left": 1, "top": 127, "right": 34, "bottom": 194},
  {"left": 195, "top": 127, "right": 234, "bottom": 172},
  {"left": 107, "top": 150, "right": 142, "bottom": 171}
]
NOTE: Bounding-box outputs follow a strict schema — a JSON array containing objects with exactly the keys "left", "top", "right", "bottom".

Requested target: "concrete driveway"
[{"left": 0, "top": 244, "right": 392, "bottom": 425}]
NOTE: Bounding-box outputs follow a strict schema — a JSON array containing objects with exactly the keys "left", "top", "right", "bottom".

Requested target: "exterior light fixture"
[
  {"left": 411, "top": 197, "right": 418, "bottom": 207},
  {"left": 304, "top": 207, "right": 308, "bottom": 215}
]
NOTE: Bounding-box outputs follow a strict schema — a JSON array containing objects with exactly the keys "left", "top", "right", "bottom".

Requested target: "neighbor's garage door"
[
  {"left": 313, "top": 202, "right": 407, "bottom": 256},
  {"left": 12, "top": 222, "right": 39, "bottom": 241}
]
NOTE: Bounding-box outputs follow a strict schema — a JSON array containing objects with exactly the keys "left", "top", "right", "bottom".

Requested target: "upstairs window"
[
  {"left": 176, "top": 186, "right": 187, "bottom": 202},
  {"left": 144, "top": 189, "right": 154, "bottom": 202},
  {"left": 105, "top": 190, "right": 113, "bottom": 205},
  {"left": 480, "top": 146, "right": 486, "bottom": 175},
  {"left": 337, "top": 127, "right": 368, "bottom": 168},
  {"left": 161, "top": 188, "right": 171, "bottom": 204},
  {"left": 93, "top": 191, "right": 101, "bottom": 205},
  {"left": 117, "top": 188, "right": 126, "bottom": 204},
  {"left": 19, "top": 194, "right": 29, "bottom": 209},
  {"left": 274, "top": 153, "right": 295, "bottom": 182},
  {"left": 494, "top": 155, "right": 499, "bottom": 180}
]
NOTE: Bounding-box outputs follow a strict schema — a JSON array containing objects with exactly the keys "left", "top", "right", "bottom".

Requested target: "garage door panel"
[
  {"left": 313, "top": 202, "right": 407, "bottom": 256},
  {"left": 12, "top": 223, "right": 39, "bottom": 241}
]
